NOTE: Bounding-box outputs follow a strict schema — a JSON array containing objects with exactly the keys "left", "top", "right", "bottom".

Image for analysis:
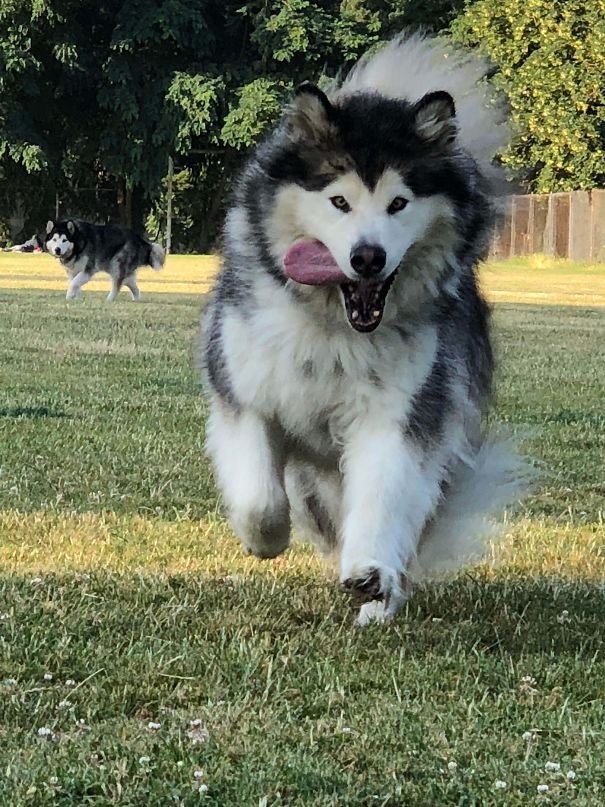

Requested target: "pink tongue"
[{"left": 283, "top": 240, "right": 347, "bottom": 285}]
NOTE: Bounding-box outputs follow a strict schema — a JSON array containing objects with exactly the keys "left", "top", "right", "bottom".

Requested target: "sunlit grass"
[
  {"left": 0, "top": 276, "right": 603, "bottom": 804},
  {"left": 3, "top": 251, "right": 605, "bottom": 306}
]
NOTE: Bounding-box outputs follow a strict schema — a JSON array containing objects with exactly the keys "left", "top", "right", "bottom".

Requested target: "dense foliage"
[
  {"left": 0, "top": 1, "right": 463, "bottom": 248},
  {"left": 1, "top": 0, "right": 603, "bottom": 249},
  {"left": 453, "top": 0, "right": 605, "bottom": 193}
]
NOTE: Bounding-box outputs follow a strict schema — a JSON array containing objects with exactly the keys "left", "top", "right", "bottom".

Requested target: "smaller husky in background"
[{"left": 43, "top": 219, "right": 165, "bottom": 300}]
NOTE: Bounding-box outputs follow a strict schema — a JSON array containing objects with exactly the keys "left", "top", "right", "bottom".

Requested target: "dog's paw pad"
[{"left": 342, "top": 568, "right": 382, "bottom": 603}]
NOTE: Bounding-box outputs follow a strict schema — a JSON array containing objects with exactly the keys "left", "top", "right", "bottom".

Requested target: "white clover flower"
[
  {"left": 3, "top": 678, "right": 18, "bottom": 686},
  {"left": 65, "top": 679, "right": 76, "bottom": 687},
  {"left": 58, "top": 700, "right": 72, "bottom": 709},
  {"left": 37, "top": 727, "right": 52, "bottom": 737},
  {"left": 566, "top": 770, "right": 577, "bottom": 780},
  {"left": 43, "top": 672, "right": 53, "bottom": 681},
  {"left": 198, "top": 784, "right": 209, "bottom": 793},
  {"left": 522, "top": 730, "right": 534, "bottom": 741},
  {"left": 176, "top": 761, "right": 185, "bottom": 768},
  {"left": 49, "top": 777, "right": 58, "bottom": 785},
  {"left": 537, "top": 784, "right": 549, "bottom": 794},
  {"left": 193, "top": 770, "right": 204, "bottom": 780},
  {"left": 0, "top": 613, "right": 10, "bottom": 621},
  {"left": 447, "top": 761, "right": 457, "bottom": 772},
  {"left": 190, "top": 718, "right": 202, "bottom": 727},
  {"left": 557, "top": 609, "right": 571, "bottom": 624},
  {"left": 147, "top": 721, "right": 161, "bottom": 731},
  {"left": 340, "top": 726, "right": 352, "bottom": 734},
  {"left": 187, "top": 723, "right": 209, "bottom": 745},
  {"left": 519, "top": 675, "right": 539, "bottom": 695},
  {"left": 545, "top": 761, "right": 560, "bottom": 773},
  {"left": 30, "top": 577, "right": 43, "bottom": 586},
  {"left": 138, "top": 756, "right": 151, "bottom": 766},
  {"left": 494, "top": 780, "right": 507, "bottom": 790}
]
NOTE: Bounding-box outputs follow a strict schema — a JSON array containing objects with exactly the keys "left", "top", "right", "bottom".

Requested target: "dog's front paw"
[
  {"left": 341, "top": 567, "right": 383, "bottom": 603},
  {"left": 355, "top": 600, "right": 392, "bottom": 627},
  {"left": 234, "top": 505, "right": 291, "bottom": 560},
  {"left": 341, "top": 564, "right": 410, "bottom": 625}
]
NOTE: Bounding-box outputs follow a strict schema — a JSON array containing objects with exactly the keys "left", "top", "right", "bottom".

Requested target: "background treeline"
[{"left": 1, "top": 0, "right": 603, "bottom": 252}]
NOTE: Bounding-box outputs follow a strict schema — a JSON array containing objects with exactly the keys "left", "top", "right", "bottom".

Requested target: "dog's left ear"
[
  {"left": 66, "top": 220, "right": 76, "bottom": 236},
  {"left": 286, "top": 83, "right": 336, "bottom": 143},
  {"left": 413, "top": 91, "right": 457, "bottom": 146}
]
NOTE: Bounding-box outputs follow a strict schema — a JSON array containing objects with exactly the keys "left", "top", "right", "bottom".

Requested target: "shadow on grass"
[
  {"left": 0, "top": 405, "right": 70, "bottom": 420},
  {"left": 0, "top": 571, "right": 601, "bottom": 663}
]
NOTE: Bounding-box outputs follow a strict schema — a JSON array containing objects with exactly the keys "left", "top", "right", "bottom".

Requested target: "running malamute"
[
  {"left": 203, "top": 34, "right": 524, "bottom": 625},
  {"left": 43, "top": 219, "right": 165, "bottom": 300}
]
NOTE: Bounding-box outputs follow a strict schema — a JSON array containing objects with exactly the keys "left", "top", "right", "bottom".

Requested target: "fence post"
[{"left": 568, "top": 190, "right": 591, "bottom": 261}]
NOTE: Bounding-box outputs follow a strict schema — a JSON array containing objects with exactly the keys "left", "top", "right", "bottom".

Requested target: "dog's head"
[
  {"left": 265, "top": 85, "right": 471, "bottom": 331},
  {"left": 44, "top": 220, "right": 78, "bottom": 259}
]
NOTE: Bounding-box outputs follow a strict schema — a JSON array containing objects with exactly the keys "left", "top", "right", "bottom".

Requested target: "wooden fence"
[{"left": 491, "top": 190, "right": 605, "bottom": 261}]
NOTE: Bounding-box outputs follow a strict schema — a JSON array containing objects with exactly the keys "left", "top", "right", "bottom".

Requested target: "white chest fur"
[{"left": 220, "top": 282, "right": 437, "bottom": 442}]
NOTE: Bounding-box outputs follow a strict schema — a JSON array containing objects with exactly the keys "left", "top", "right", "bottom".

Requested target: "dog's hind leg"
[
  {"left": 206, "top": 403, "right": 290, "bottom": 559},
  {"left": 66, "top": 272, "right": 92, "bottom": 300},
  {"left": 285, "top": 463, "right": 341, "bottom": 552},
  {"left": 123, "top": 274, "right": 141, "bottom": 301},
  {"left": 106, "top": 275, "right": 121, "bottom": 302}
]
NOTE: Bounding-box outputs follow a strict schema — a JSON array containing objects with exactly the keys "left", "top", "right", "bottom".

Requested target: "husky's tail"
[
  {"left": 337, "top": 32, "right": 508, "bottom": 181},
  {"left": 410, "top": 437, "right": 531, "bottom": 581},
  {"left": 148, "top": 242, "right": 165, "bottom": 271}
]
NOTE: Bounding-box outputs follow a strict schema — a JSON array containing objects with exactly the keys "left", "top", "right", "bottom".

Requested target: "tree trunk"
[
  {"left": 116, "top": 179, "right": 130, "bottom": 227},
  {"left": 116, "top": 181, "right": 145, "bottom": 231},
  {"left": 130, "top": 185, "right": 146, "bottom": 234},
  {"left": 197, "top": 167, "right": 228, "bottom": 253}
]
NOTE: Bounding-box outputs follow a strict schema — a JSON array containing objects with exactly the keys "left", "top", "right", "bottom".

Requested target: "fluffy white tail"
[
  {"left": 149, "top": 242, "right": 165, "bottom": 271},
  {"left": 337, "top": 32, "right": 508, "bottom": 176},
  {"left": 411, "top": 437, "right": 531, "bottom": 580}
]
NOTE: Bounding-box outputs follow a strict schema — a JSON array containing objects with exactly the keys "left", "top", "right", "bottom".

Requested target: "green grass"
[{"left": 0, "top": 286, "right": 603, "bottom": 805}]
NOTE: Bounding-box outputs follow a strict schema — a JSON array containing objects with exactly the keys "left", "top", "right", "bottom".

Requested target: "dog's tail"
[
  {"left": 337, "top": 32, "right": 508, "bottom": 180},
  {"left": 410, "top": 436, "right": 532, "bottom": 580},
  {"left": 148, "top": 242, "right": 165, "bottom": 271}
]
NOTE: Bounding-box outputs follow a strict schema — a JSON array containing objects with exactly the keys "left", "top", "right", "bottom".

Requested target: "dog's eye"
[
  {"left": 330, "top": 195, "right": 351, "bottom": 213},
  {"left": 387, "top": 196, "right": 408, "bottom": 214}
]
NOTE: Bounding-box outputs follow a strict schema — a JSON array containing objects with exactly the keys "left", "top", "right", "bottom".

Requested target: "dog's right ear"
[
  {"left": 66, "top": 220, "right": 76, "bottom": 236},
  {"left": 46, "top": 220, "right": 54, "bottom": 234},
  {"left": 286, "top": 83, "right": 336, "bottom": 143}
]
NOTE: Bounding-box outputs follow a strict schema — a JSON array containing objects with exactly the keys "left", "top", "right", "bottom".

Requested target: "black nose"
[
  {"left": 54, "top": 247, "right": 61, "bottom": 255},
  {"left": 350, "top": 244, "right": 386, "bottom": 277}
]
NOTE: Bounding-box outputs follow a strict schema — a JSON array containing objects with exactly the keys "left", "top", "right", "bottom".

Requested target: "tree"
[
  {"left": 452, "top": 0, "right": 605, "bottom": 192},
  {"left": 1, "top": 0, "right": 462, "bottom": 249}
]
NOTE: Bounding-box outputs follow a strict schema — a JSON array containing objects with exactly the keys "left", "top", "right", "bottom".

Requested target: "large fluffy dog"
[
  {"left": 43, "top": 219, "right": 165, "bottom": 300},
  {"left": 203, "top": 34, "right": 523, "bottom": 625}
]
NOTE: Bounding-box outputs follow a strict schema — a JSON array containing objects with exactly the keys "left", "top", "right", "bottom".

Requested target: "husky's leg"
[
  {"left": 339, "top": 427, "right": 441, "bottom": 624},
  {"left": 123, "top": 274, "right": 141, "bottom": 301},
  {"left": 206, "top": 403, "right": 290, "bottom": 559},
  {"left": 106, "top": 275, "right": 121, "bottom": 302},
  {"left": 66, "top": 272, "right": 92, "bottom": 300},
  {"left": 285, "top": 463, "right": 341, "bottom": 551}
]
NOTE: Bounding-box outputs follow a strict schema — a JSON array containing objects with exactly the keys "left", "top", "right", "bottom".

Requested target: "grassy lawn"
[{"left": 0, "top": 256, "right": 603, "bottom": 805}]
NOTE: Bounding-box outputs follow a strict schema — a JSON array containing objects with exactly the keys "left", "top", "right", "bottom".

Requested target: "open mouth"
[
  {"left": 340, "top": 272, "right": 397, "bottom": 333},
  {"left": 283, "top": 239, "right": 396, "bottom": 333}
]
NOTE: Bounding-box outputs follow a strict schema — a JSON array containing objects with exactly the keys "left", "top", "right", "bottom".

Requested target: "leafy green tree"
[
  {"left": 452, "top": 0, "right": 605, "bottom": 192},
  {"left": 1, "top": 0, "right": 463, "bottom": 249}
]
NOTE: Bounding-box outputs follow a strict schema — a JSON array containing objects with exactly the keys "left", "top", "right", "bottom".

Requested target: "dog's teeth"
[{"left": 351, "top": 310, "right": 359, "bottom": 320}]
